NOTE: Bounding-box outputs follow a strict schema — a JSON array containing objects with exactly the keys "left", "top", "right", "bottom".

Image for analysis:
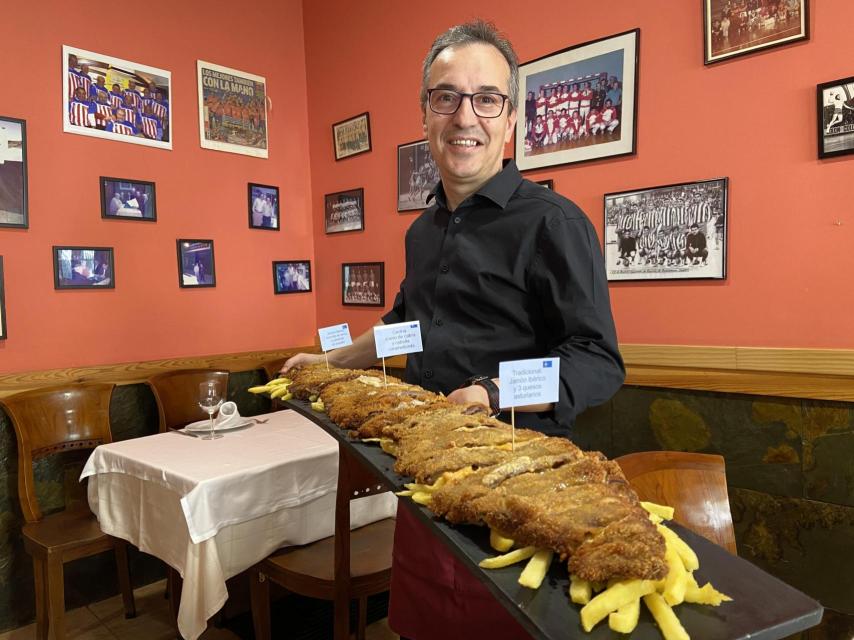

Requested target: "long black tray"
[{"left": 285, "top": 399, "right": 823, "bottom": 640}]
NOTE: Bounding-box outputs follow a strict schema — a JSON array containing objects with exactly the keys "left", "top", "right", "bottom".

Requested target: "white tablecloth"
[{"left": 80, "top": 410, "right": 397, "bottom": 640}]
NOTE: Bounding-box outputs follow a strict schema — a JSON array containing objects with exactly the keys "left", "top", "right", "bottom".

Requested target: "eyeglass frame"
[{"left": 426, "top": 88, "right": 512, "bottom": 118}]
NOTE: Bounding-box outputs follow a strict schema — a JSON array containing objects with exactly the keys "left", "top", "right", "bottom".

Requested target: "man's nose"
[{"left": 452, "top": 95, "right": 479, "bottom": 126}]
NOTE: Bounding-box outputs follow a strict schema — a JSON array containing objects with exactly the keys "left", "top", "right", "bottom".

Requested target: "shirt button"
[
  {"left": 435, "top": 318, "right": 443, "bottom": 326},
  {"left": 454, "top": 216, "right": 461, "bottom": 224},
  {"left": 440, "top": 264, "right": 449, "bottom": 273},
  {"left": 424, "top": 369, "right": 434, "bottom": 379}
]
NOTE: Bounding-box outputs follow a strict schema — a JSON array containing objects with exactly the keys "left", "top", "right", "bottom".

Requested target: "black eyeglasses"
[{"left": 427, "top": 89, "right": 510, "bottom": 118}]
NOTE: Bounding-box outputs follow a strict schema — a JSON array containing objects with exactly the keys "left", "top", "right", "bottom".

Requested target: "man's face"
[
  {"left": 423, "top": 43, "right": 516, "bottom": 192},
  {"left": 74, "top": 87, "right": 85, "bottom": 101}
]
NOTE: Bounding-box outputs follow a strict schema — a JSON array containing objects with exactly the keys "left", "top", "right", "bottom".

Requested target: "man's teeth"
[{"left": 450, "top": 139, "right": 478, "bottom": 146}]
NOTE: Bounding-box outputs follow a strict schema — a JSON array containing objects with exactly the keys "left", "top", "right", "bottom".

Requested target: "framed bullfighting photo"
[
  {"left": 817, "top": 75, "right": 854, "bottom": 159},
  {"left": 604, "top": 178, "right": 728, "bottom": 282}
]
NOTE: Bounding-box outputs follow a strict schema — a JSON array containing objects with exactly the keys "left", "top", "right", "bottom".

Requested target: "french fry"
[
  {"left": 270, "top": 386, "right": 291, "bottom": 399},
  {"left": 642, "top": 501, "right": 675, "bottom": 521},
  {"left": 658, "top": 524, "right": 700, "bottom": 571},
  {"left": 395, "top": 490, "right": 414, "bottom": 497},
  {"left": 489, "top": 528, "right": 515, "bottom": 553},
  {"left": 643, "top": 592, "right": 690, "bottom": 640},
  {"left": 685, "top": 572, "right": 732, "bottom": 606},
  {"left": 648, "top": 512, "right": 664, "bottom": 524},
  {"left": 267, "top": 377, "right": 291, "bottom": 386},
  {"left": 248, "top": 385, "right": 272, "bottom": 394},
  {"left": 411, "top": 491, "right": 432, "bottom": 505},
  {"left": 608, "top": 598, "right": 640, "bottom": 634},
  {"left": 663, "top": 544, "right": 687, "bottom": 606},
  {"left": 310, "top": 399, "right": 325, "bottom": 412},
  {"left": 282, "top": 392, "right": 293, "bottom": 401},
  {"left": 580, "top": 579, "right": 656, "bottom": 632},
  {"left": 479, "top": 546, "right": 537, "bottom": 569},
  {"left": 518, "top": 549, "right": 553, "bottom": 589},
  {"left": 569, "top": 576, "right": 592, "bottom": 605}
]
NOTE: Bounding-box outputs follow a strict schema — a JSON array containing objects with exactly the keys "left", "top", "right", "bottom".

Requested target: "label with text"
[
  {"left": 318, "top": 323, "right": 353, "bottom": 352},
  {"left": 374, "top": 321, "right": 423, "bottom": 359},
  {"left": 499, "top": 357, "right": 560, "bottom": 408}
]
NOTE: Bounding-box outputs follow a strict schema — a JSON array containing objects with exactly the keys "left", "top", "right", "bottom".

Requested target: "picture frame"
[
  {"left": 535, "top": 179, "right": 554, "bottom": 190},
  {"left": 332, "top": 112, "right": 372, "bottom": 160},
  {"left": 397, "top": 139, "right": 439, "bottom": 212},
  {"left": 53, "top": 246, "right": 115, "bottom": 290},
  {"left": 704, "top": 0, "right": 808, "bottom": 65},
  {"left": 248, "top": 183, "right": 280, "bottom": 230},
  {"left": 273, "top": 260, "right": 312, "bottom": 294},
  {"left": 0, "top": 256, "right": 6, "bottom": 339},
  {"left": 63, "top": 45, "right": 172, "bottom": 149},
  {"left": 176, "top": 239, "right": 216, "bottom": 288},
  {"left": 817, "top": 75, "right": 854, "bottom": 159},
  {"left": 515, "top": 29, "right": 639, "bottom": 171},
  {"left": 342, "top": 262, "right": 384, "bottom": 307},
  {"left": 100, "top": 176, "right": 156, "bottom": 221},
  {"left": 0, "top": 116, "right": 28, "bottom": 229},
  {"left": 325, "top": 188, "right": 365, "bottom": 234},
  {"left": 197, "top": 60, "right": 268, "bottom": 158},
  {"left": 604, "top": 177, "right": 728, "bottom": 282}
]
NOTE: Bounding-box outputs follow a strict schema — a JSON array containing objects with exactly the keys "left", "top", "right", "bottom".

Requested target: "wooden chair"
[
  {"left": 250, "top": 446, "right": 395, "bottom": 640},
  {"left": 0, "top": 384, "right": 136, "bottom": 640},
  {"left": 615, "top": 451, "right": 737, "bottom": 554},
  {"left": 148, "top": 369, "right": 230, "bottom": 432}
]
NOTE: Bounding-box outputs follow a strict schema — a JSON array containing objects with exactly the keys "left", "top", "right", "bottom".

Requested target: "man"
[
  {"left": 68, "top": 87, "right": 94, "bottom": 128},
  {"left": 252, "top": 190, "right": 266, "bottom": 227},
  {"left": 108, "top": 191, "right": 123, "bottom": 216},
  {"left": 109, "top": 83, "right": 125, "bottom": 111},
  {"left": 686, "top": 223, "right": 709, "bottom": 265},
  {"left": 105, "top": 108, "right": 138, "bottom": 136},
  {"left": 67, "top": 55, "right": 92, "bottom": 98},
  {"left": 89, "top": 75, "right": 110, "bottom": 104},
  {"left": 70, "top": 259, "right": 91, "bottom": 284}
]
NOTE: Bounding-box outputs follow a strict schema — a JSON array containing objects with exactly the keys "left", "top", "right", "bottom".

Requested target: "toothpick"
[
  {"left": 324, "top": 351, "right": 329, "bottom": 370},
  {"left": 382, "top": 357, "right": 387, "bottom": 387},
  {"left": 511, "top": 406, "right": 515, "bottom": 452}
]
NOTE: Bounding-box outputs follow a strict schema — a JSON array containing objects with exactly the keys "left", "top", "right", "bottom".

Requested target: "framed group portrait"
[
  {"left": 332, "top": 112, "right": 371, "bottom": 160},
  {"left": 325, "top": 188, "right": 364, "bottom": 234},
  {"left": 53, "top": 246, "right": 115, "bottom": 289},
  {"left": 273, "top": 260, "right": 312, "bottom": 294},
  {"left": 100, "top": 176, "right": 156, "bottom": 221},
  {"left": 177, "top": 239, "right": 216, "bottom": 288},
  {"left": 515, "top": 29, "right": 639, "bottom": 171},
  {"left": 0, "top": 256, "right": 6, "bottom": 339},
  {"left": 817, "top": 76, "right": 854, "bottom": 159},
  {"left": 398, "top": 139, "right": 439, "bottom": 212},
  {"left": 248, "top": 183, "right": 280, "bottom": 230},
  {"left": 342, "top": 262, "right": 384, "bottom": 307},
  {"left": 0, "top": 116, "right": 27, "bottom": 229},
  {"left": 704, "top": 0, "right": 808, "bottom": 64}
]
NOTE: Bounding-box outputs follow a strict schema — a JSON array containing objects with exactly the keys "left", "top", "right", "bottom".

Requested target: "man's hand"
[
  {"left": 280, "top": 353, "right": 325, "bottom": 374},
  {"left": 447, "top": 383, "right": 490, "bottom": 410}
]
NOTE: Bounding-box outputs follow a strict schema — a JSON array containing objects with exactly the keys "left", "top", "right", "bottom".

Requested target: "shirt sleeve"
[{"left": 528, "top": 213, "right": 625, "bottom": 426}]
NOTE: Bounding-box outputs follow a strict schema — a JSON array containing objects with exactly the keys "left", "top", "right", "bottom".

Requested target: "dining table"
[{"left": 80, "top": 408, "right": 398, "bottom": 640}]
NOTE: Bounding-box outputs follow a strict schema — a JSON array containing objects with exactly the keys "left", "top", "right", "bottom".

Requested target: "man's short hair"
[{"left": 421, "top": 19, "right": 519, "bottom": 112}]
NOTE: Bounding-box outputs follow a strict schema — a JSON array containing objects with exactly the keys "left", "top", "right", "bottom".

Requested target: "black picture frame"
[
  {"left": 817, "top": 75, "right": 854, "bottom": 160},
  {"left": 325, "top": 188, "right": 365, "bottom": 234},
  {"left": 100, "top": 176, "right": 157, "bottom": 221},
  {"left": 332, "top": 112, "right": 372, "bottom": 160},
  {"left": 703, "top": 0, "right": 808, "bottom": 65},
  {"left": 342, "top": 262, "right": 384, "bottom": 307},
  {"left": 0, "top": 116, "right": 28, "bottom": 229},
  {"left": 603, "top": 177, "right": 728, "bottom": 282},
  {"left": 515, "top": 29, "right": 639, "bottom": 171},
  {"left": 273, "top": 260, "right": 312, "bottom": 294},
  {"left": 248, "top": 183, "right": 280, "bottom": 231},
  {"left": 0, "top": 256, "right": 6, "bottom": 339},
  {"left": 535, "top": 179, "right": 554, "bottom": 190},
  {"left": 52, "top": 246, "right": 116, "bottom": 290},
  {"left": 397, "top": 139, "right": 439, "bottom": 212},
  {"left": 176, "top": 239, "right": 216, "bottom": 288}
]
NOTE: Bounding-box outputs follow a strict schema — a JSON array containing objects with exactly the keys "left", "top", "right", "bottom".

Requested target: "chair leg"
[
  {"left": 167, "top": 567, "right": 182, "bottom": 633},
  {"left": 31, "top": 554, "right": 49, "bottom": 640},
  {"left": 357, "top": 596, "right": 368, "bottom": 640},
  {"left": 45, "top": 554, "right": 65, "bottom": 640},
  {"left": 113, "top": 539, "right": 136, "bottom": 619},
  {"left": 333, "top": 594, "right": 349, "bottom": 640},
  {"left": 249, "top": 569, "right": 271, "bottom": 640}
]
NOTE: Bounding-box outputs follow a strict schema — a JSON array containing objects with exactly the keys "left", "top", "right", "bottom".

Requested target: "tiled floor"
[{"left": 0, "top": 580, "right": 398, "bottom": 640}]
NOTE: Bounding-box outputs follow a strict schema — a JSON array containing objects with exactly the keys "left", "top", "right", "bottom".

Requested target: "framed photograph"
[
  {"left": 704, "top": 0, "right": 808, "bottom": 64},
  {"left": 817, "top": 76, "right": 854, "bottom": 159},
  {"left": 0, "top": 256, "right": 6, "bottom": 339},
  {"left": 332, "top": 112, "right": 371, "bottom": 160},
  {"left": 197, "top": 60, "right": 268, "bottom": 158},
  {"left": 63, "top": 45, "right": 171, "bottom": 149},
  {"left": 398, "top": 139, "right": 439, "bottom": 212},
  {"left": 248, "top": 183, "right": 280, "bottom": 230},
  {"left": 515, "top": 29, "right": 639, "bottom": 171},
  {"left": 604, "top": 178, "right": 728, "bottom": 282},
  {"left": 535, "top": 179, "right": 554, "bottom": 190},
  {"left": 53, "top": 246, "right": 115, "bottom": 289},
  {"left": 325, "top": 188, "right": 364, "bottom": 234},
  {"left": 0, "top": 116, "right": 27, "bottom": 228},
  {"left": 176, "top": 239, "right": 216, "bottom": 288},
  {"left": 342, "top": 262, "right": 384, "bottom": 307},
  {"left": 273, "top": 260, "right": 312, "bottom": 294},
  {"left": 100, "top": 177, "right": 156, "bottom": 221}
]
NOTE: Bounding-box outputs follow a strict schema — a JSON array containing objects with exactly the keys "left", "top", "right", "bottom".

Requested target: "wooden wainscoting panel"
[
  {"left": 621, "top": 344, "right": 738, "bottom": 370},
  {"left": 735, "top": 347, "right": 854, "bottom": 377}
]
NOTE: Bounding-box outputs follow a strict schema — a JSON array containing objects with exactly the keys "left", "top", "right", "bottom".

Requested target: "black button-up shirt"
[{"left": 383, "top": 160, "right": 624, "bottom": 435}]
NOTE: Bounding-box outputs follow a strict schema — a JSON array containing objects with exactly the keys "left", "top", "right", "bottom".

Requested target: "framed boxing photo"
[
  {"left": 0, "top": 116, "right": 28, "bottom": 229},
  {"left": 398, "top": 139, "right": 439, "bottom": 212},
  {"left": 332, "top": 112, "right": 371, "bottom": 160},
  {"left": 342, "top": 262, "right": 384, "bottom": 307},
  {"left": 515, "top": 29, "right": 639, "bottom": 171},
  {"left": 817, "top": 75, "right": 854, "bottom": 160}
]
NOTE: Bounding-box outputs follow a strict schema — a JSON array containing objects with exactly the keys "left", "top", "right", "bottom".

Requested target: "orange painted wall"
[
  {"left": 0, "top": 0, "right": 317, "bottom": 374},
  {"left": 304, "top": 0, "right": 854, "bottom": 349}
]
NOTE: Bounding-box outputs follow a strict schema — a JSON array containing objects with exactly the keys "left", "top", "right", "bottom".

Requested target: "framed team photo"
[
  {"left": 535, "top": 179, "right": 554, "bottom": 190},
  {"left": 398, "top": 139, "right": 439, "bottom": 212},
  {"left": 342, "top": 262, "right": 384, "bottom": 307},
  {"left": 332, "top": 112, "right": 371, "bottom": 160},
  {"left": 604, "top": 178, "right": 728, "bottom": 282},
  {"left": 273, "top": 260, "right": 311, "bottom": 294},
  {"left": 176, "top": 239, "right": 216, "bottom": 288},
  {"left": 100, "top": 177, "right": 156, "bottom": 221},
  {"left": 0, "top": 116, "right": 28, "bottom": 229},
  {"left": 248, "top": 183, "right": 280, "bottom": 230},
  {"left": 197, "top": 60, "right": 268, "bottom": 158},
  {"left": 817, "top": 76, "right": 854, "bottom": 159},
  {"left": 53, "top": 246, "right": 115, "bottom": 290},
  {"left": 325, "top": 188, "right": 365, "bottom": 234},
  {"left": 515, "top": 29, "right": 639, "bottom": 171},
  {"left": 704, "top": 0, "right": 808, "bottom": 65},
  {"left": 0, "top": 256, "right": 7, "bottom": 339},
  {"left": 63, "top": 45, "right": 172, "bottom": 149}
]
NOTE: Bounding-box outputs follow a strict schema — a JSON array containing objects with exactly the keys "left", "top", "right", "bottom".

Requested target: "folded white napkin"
[{"left": 215, "top": 401, "right": 243, "bottom": 428}]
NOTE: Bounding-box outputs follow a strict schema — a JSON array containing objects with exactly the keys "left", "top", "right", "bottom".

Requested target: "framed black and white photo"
[
  {"left": 248, "top": 183, "right": 280, "bottom": 230},
  {"left": 817, "top": 76, "right": 854, "bottom": 159},
  {"left": 53, "top": 246, "right": 115, "bottom": 289},
  {"left": 704, "top": 0, "right": 808, "bottom": 64},
  {"left": 325, "top": 188, "right": 364, "bottom": 234},
  {"left": 604, "top": 178, "right": 728, "bottom": 282},
  {"left": 273, "top": 260, "right": 311, "bottom": 294},
  {"left": 332, "top": 112, "right": 371, "bottom": 160},
  {"left": 0, "top": 256, "right": 6, "bottom": 339},
  {"left": 100, "top": 177, "right": 156, "bottom": 221},
  {"left": 515, "top": 29, "right": 639, "bottom": 171},
  {"left": 176, "top": 239, "right": 216, "bottom": 288},
  {"left": 535, "top": 179, "right": 554, "bottom": 190},
  {"left": 0, "top": 116, "right": 27, "bottom": 229},
  {"left": 398, "top": 139, "right": 439, "bottom": 212},
  {"left": 342, "top": 262, "right": 384, "bottom": 307}
]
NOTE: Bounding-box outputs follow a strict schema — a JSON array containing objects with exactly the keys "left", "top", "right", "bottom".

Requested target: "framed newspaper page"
[{"left": 197, "top": 60, "right": 268, "bottom": 158}]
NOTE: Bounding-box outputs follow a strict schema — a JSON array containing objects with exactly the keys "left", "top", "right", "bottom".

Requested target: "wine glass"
[{"left": 198, "top": 381, "right": 224, "bottom": 440}]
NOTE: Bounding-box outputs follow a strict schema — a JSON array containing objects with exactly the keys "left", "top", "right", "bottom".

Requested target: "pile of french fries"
[{"left": 248, "top": 377, "right": 326, "bottom": 412}]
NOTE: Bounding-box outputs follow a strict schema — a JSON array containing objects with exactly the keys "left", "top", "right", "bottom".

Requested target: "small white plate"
[{"left": 185, "top": 419, "right": 253, "bottom": 433}]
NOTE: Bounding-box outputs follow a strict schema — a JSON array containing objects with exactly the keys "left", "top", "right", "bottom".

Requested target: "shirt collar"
[{"left": 427, "top": 159, "right": 523, "bottom": 211}]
